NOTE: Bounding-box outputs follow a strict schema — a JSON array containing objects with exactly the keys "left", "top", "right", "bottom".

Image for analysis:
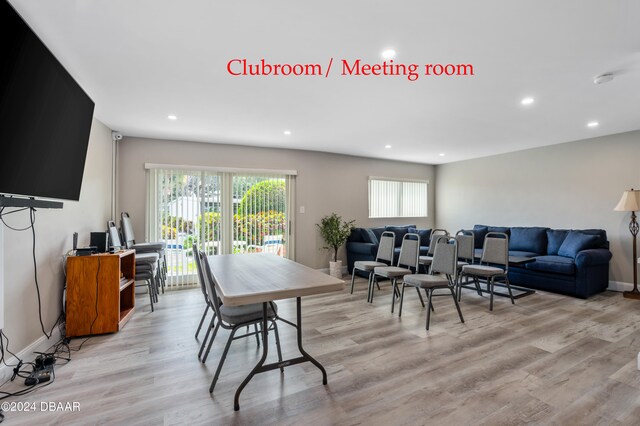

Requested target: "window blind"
[{"left": 368, "top": 178, "right": 428, "bottom": 218}]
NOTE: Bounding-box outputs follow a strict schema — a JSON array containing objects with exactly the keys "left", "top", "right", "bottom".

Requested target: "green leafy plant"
[
  {"left": 237, "top": 180, "right": 286, "bottom": 214},
  {"left": 317, "top": 213, "right": 355, "bottom": 262}
]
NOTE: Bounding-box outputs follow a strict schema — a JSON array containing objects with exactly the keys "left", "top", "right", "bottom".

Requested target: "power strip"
[{"left": 24, "top": 354, "right": 55, "bottom": 386}]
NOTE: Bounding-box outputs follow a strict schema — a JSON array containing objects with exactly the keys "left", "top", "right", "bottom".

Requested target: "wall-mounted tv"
[{"left": 0, "top": 0, "right": 95, "bottom": 203}]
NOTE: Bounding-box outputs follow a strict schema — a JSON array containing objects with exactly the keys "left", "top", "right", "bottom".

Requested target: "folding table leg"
[
  {"left": 294, "top": 297, "right": 327, "bottom": 385},
  {"left": 234, "top": 303, "right": 269, "bottom": 411}
]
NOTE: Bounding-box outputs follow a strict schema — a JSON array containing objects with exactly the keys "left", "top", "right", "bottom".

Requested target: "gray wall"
[
  {"left": 435, "top": 130, "right": 640, "bottom": 286},
  {"left": 117, "top": 137, "right": 435, "bottom": 269},
  {"left": 2, "top": 119, "right": 113, "bottom": 353}
]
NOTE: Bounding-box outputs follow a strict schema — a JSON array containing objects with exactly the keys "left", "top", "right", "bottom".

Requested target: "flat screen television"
[{"left": 0, "top": 0, "right": 95, "bottom": 203}]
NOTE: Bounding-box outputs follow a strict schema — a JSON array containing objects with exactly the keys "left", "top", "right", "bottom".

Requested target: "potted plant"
[{"left": 317, "top": 213, "right": 355, "bottom": 278}]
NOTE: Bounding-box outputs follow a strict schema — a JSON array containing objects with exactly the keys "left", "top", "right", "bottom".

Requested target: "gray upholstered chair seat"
[
  {"left": 219, "top": 303, "right": 277, "bottom": 326},
  {"left": 399, "top": 237, "right": 464, "bottom": 330},
  {"left": 132, "top": 242, "right": 166, "bottom": 252},
  {"left": 403, "top": 273, "right": 449, "bottom": 289},
  {"left": 461, "top": 264, "right": 504, "bottom": 277},
  {"left": 374, "top": 266, "right": 412, "bottom": 278},
  {"left": 353, "top": 260, "right": 387, "bottom": 271},
  {"left": 418, "top": 255, "right": 433, "bottom": 265},
  {"left": 135, "top": 252, "right": 160, "bottom": 264},
  {"left": 352, "top": 230, "right": 396, "bottom": 299},
  {"left": 456, "top": 260, "right": 469, "bottom": 268}
]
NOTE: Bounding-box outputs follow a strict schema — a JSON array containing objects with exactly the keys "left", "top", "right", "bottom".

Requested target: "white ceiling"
[{"left": 9, "top": 0, "right": 640, "bottom": 164}]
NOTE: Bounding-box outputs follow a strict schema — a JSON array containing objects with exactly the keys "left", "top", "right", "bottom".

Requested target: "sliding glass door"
[{"left": 147, "top": 167, "right": 294, "bottom": 288}]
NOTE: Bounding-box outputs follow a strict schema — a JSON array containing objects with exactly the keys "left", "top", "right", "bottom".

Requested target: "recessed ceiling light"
[
  {"left": 283, "top": 130, "right": 292, "bottom": 135},
  {"left": 385, "top": 144, "right": 392, "bottom": 149},
  {"left": 381, "top": 49, "right": 396, "bottom": 60},
  {"left": 587, "top": 121, "right": 599, "bottom": 128},
  {"left": 439, "top": 153, "right": 445, "bottom": 157},
  {"left": 167, "top": 114, "right": 177, "bottom": 120},
  {"left": 521, "top": 97, "right": 535, "bottom": 105},
  {"left": 593, "top": 73, "right": 614, "bottom": 84}
]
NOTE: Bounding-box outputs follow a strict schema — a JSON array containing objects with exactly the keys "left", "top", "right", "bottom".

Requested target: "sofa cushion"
[
  {"left": 473, "top": 225, "right": 489, "bottom": 249},
  {"left": 474, "top": 248, "right": 483, "bottom": 259},
  {"left": 576, "top": 229, "right": 608, "bottom": 248},
  {"left": 508, "top": 250, "right": 540, "bottom": 258},
  {"left": 362, "top": 228, "right": 379, "bottom": 245},
  {"left": 509, "top": 227, "right": 548, "bottom": 254},
  {"left": 386, "top": 225, "right": 415, "bottom": 247},
  {"left": 547, "top": 229, "right": 569, "bottom": 255},
  {"left": 371, "top": 227, "right": 386, "bottom": 243},
  {"left": 526, "top": 255, "right": 576, "bottom": 275},
  {"left": 558, "top": 231, "right": 600, "bottom": 258},
  {"left": 346, "top": 242, "right": 377, "bottom": 256},
  {"left": 348, "top": 228, "right": 363, "bottom": 243},
  {"left": 487, "top": 226, "right": 510, "bottom": 236},
  {"left": 408, "top": 227, "right": 432, "bottom": 246}
]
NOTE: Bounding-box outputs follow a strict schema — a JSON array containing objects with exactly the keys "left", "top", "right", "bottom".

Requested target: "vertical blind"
[
  {"left": 368, "top": 177, "right": 428, "bottom": 218},
  {"left": 147, "top": 167, "right": 294, "bottom": 288}
]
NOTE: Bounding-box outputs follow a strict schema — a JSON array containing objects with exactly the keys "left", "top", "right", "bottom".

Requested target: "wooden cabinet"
[{"left": 65, "top": 249, "right": 136, "bottom": 337}]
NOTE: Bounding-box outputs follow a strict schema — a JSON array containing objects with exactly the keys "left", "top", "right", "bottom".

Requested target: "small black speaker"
[{"left": 90, "top": 231, "right": 109, "bottom": 253}]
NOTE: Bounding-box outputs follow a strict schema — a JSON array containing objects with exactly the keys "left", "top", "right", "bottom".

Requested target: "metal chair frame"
[
  {"left": 198, "top": 250, "right": 284, "bottom": 393},
  {"left": 460, "top": 232, "right": 514, "bottom": 311},
  {"left": 350, "top": 231, "right": 395, "bottom": 298},
  {"left": 418, "top": 229, "right": 449, "bottom": 273},
  {"left": 400, "top": 239, "right": 464, "bottom": 330},
  {"left": 371, "top": 233, "right": 421, "bottom": 311}
]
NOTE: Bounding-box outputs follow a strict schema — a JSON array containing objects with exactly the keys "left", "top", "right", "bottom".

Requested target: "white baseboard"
[
  {"left": 0, "top": 325, "right": 64, "bottom": 384},
  {"left": 608, "top": 281, "right": 633, "bottom": 292}
]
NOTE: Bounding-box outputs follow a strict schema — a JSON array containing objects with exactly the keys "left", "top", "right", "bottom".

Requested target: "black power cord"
[
  {"left": 0, "top": 206, "right": 58, "bottom": 339},
  {"left": 89, "top": 256, "right": 101, "bottom": 335},
  {"left": 0, "top": 330, "right": 72, "bottom": 401},
  {"left": 0, "top": 202, "right": 96, "bottom": 407}
]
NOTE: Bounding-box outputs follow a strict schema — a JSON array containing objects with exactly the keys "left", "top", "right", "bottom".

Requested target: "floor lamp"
[{"left": 614, "top": 188, "right": 640, "bottom": 299}]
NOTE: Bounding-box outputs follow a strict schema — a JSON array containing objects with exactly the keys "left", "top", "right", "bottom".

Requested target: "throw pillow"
[
  {"left": 362, "top": 228, "right": 379, "bottom": 245},
  {"left": 473, "top": 225, "right": 489, "bottom": 249},
  {"left": 547, "top": 229, "right": 569, "bottom": 255},
  {"left": 409, "top": 227, "right": 432, "bottom": 246},
  {"left": 386, "top": 226, "right": 411, "bottom": 247},
  {"left": 509, "top": 227, "right": 548, "bottom": 254},
  {"left": 558, "top": 231, "right": 599, "bottom": 258}
]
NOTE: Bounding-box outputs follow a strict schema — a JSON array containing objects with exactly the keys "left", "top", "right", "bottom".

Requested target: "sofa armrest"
[
  {"left": 575, "top": 248, "right": 612, "bottom": 268},
  {"left": 346, "top": 242, "right": 377, "bottom": 256}
]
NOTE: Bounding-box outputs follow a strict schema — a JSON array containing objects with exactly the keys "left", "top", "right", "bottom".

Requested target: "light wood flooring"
[{"left": 3, "top": 278, "right": 640, "bottom": 425}]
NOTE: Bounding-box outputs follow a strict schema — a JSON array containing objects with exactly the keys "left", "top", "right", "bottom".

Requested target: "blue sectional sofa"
[
  {"left": 470, "top": 225, "right": 612, "bottom": 298},
  {"left": 346, "top": 223, "right": 612, "bottom": 299},
  {"left": 346, "top": 224, "right": 431, "bottom": 276}
]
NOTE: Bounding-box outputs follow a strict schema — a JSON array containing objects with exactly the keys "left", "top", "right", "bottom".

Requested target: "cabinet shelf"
[{"left": 119, "top": 278, "right": 134, "bottom": 291}]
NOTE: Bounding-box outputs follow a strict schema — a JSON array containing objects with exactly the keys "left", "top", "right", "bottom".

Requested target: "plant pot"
[{"left": 329, "top": 260, "right": 343, "bottom": 279}]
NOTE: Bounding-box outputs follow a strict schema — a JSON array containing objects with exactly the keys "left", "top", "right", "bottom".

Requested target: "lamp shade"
[{"left": 614, "top": 189, "right": 640, "bottom": 212}]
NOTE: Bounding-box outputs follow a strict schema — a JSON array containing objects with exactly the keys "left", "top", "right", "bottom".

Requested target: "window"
[
  {"left": 368, "top": 177, "right": 428, "bottom": 218},
  {"left": 146, "top": 164, "right": 295, "bottom": 288}
]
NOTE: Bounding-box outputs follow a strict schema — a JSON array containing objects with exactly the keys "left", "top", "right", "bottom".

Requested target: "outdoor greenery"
[
  {"left": 160, "top": 214, "right": 193, "bottom": 239},
  {"left": 237, "top": 180, "right": 286, "bottom": 214},
  {"left": 234, "top": 211, "right": 286, "bottom": 244},
  {"left": 161, "top": 179, "right": 286, "bottom": 250},
  {"left": 316, "top": 213, "right": 355, "bottom": 262}
]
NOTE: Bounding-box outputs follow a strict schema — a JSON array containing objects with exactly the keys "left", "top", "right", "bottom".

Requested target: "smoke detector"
[{"left": 593, "top": 73, "right": 614, "bottom": 84}]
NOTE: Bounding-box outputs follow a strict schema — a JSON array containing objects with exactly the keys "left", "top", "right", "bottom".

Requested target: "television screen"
[{"left": 0, "top": 0, "right": 95, "bottom": 202}]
